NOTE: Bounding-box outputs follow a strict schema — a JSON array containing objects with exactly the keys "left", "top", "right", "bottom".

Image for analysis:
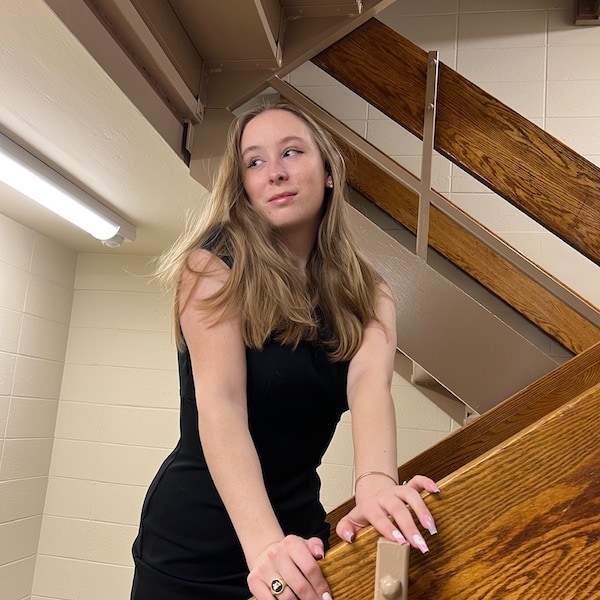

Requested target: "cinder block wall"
[
  {"left": 0, "top": 214, "right": 76, "bottom": 600},
  {"left": 30, "top": 253, "right": 179, "bottom": 600}
]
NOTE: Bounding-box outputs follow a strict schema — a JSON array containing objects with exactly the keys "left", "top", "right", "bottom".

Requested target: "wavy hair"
[{"left": 154, "top": 102, "right": 382, "bottom": 361}]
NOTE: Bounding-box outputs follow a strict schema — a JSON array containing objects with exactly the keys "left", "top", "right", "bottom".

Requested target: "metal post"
[{"left": 416, "top": 50, "right": 440, "bottom": 262}]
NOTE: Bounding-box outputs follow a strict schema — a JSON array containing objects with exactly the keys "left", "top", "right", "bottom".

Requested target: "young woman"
[{"left": 130, "top": 102, "right": 439, "bottom": 600}]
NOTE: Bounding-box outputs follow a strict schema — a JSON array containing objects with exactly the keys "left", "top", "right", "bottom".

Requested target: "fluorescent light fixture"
[{"left": 0, "top": 131, "right": 136, "bottom": 247}]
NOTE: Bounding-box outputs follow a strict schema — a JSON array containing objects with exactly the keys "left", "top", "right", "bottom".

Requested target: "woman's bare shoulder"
[
  {"left": 179, "top": 248, "right": 232, "bottom": 309},
  {"left": 186, "top": 247, "right": 230, "bottom": 274}
]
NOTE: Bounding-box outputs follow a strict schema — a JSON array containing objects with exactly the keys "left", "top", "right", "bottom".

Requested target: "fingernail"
[
  {"left": 413, "top": 534, "right": 429, "bottom": 554},
  {"left": 344, "top": 531, "right": 355, "bottom": 543},
  {"left": 313, "top": 546, "right": 324, "bottom": 559},
  {"left": 322, "top": 593, "right": 333, "bottom": 600},
  {"left": 432, "top": 484, "right": 440, "bottom": 493},
  {"left": 392, "top": 529, "right": 407, "bottom": 544},
  {"left": 424, "top": 516, "right": 438, "bottom": 535}
]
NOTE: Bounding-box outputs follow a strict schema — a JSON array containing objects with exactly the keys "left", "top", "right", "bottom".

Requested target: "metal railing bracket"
[{"left": 374, "top": 538, "right": 409, "bottom": 600}]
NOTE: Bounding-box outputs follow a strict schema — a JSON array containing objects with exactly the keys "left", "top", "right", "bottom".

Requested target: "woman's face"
[{"left": 239, "top": 109, "right": 329, "bottom": 239}]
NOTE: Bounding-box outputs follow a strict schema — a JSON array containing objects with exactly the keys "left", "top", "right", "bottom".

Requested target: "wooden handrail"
[
  {"left": 316, "top": 382, "right": 600, "bottom": 599},
  {"left": 326, "top": 340, "right": 600, "bottom": 546},
  {"left": 313, "top": 18, "right": 600, "bottom": 266}
]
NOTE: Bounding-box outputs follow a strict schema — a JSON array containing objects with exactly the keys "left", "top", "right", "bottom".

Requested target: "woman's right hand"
[{"left": 247, "top": 535, "right": 333, "bottom": 600}]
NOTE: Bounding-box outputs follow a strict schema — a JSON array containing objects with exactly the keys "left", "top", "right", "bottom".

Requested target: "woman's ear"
[{"left": 326, "top": 175, "right": 334, "bottom": 188}]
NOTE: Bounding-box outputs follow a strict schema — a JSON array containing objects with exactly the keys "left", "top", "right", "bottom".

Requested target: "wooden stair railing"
[
  {"left": 259, "top": 20, "right": 599, "bottom": 599},
  {"left": 316, "top": 381, "right": 600, "bottom": 600},
  {"left": 339, "top": 136, "right": 600, "bottom": 355},
  {"left": 326, "top": 340, "right": 600, "bottom": 546},
  {"left": 306, "top": 19, "right": 600, "bottom": 354},
  {"left": 313, "top": 18, "right": 600, "bottom": 266},
  {"left": 247, "top": 345, "right": 600, "bottom": 599},
  {"left": 273, "top": 79, "right": 600, "bottom": 355}
]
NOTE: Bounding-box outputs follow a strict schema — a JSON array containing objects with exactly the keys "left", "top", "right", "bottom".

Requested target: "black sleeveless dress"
[{"left": 131, "top": 337, "right": 349, "bottom": 599}]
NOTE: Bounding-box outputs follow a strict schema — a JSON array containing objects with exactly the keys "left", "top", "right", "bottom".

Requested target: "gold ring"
[{"left": 270, "top": 577, "right": 286, "bottom": 595}]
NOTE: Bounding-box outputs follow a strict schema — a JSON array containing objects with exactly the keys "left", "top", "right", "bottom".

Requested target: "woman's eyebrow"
[
  {"left": 279, "top": 135, "right": 306, "bottom": 146},
  {"left": 241, "top": 144, "right": 260, "bottom": 159},
  {"left": 241, "top": 135, "right": 306, "bottom": 159}
]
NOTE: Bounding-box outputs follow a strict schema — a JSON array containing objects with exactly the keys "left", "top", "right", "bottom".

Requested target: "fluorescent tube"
[{"left": 0, "top": 132, "right": 136, "bottom": 246}]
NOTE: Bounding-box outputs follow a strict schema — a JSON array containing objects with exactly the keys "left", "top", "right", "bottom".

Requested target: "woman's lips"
[{"left": 268, "top": 192, "right": 296, "bottom": 204}]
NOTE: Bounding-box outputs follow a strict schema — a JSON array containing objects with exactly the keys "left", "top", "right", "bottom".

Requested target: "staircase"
[
  {"left": 309, "top": 19, "right": 600, "bottom": 355},
  {"left": 258, "top": 17, "right": 600, "bottom": 600}
]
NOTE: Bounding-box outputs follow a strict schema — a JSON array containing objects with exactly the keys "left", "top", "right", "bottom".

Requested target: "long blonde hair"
[{"left": 155, "top": 102, "right": 381, "bottom": 361}]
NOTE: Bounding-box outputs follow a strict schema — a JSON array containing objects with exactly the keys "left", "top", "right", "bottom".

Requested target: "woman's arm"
[
  {"left": 179, "top": 249, "right": 331, "bottom": 600},
  {"left": 336, "top": 283, "right": 439, "bottom": 553}
]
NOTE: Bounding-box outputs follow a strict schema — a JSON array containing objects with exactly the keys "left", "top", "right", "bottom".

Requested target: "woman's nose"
[{"left": 269, "top": 162, "right": 288, "bottom": 183}]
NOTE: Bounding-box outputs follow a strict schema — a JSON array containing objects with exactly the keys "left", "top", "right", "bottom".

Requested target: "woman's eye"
[
  {"left": 283, "top": 149, "right": 301, "bottom": 158},
  {"left": 247, "top": 158, "right": 262, "bottom": 169}
]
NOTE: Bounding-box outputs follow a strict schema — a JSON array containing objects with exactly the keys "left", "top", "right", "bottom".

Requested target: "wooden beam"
[
  {"left": 313, "top": 19, "right": 600, "bottom": 265},
  {"left": 406, "top": 383, "right": 600, "bottom": 598}
]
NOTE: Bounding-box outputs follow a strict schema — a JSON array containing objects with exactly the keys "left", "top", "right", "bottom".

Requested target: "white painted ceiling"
[{"left": 0, "top": 0, "right": 208, "bottom": 255}]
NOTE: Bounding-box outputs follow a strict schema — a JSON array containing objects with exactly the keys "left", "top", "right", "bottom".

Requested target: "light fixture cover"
[{"left": 0, "top": 131, "right": 136, "bottom": 246}]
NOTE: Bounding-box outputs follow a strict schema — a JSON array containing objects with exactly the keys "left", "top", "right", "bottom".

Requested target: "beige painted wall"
[
  {"left": 31, "top": 252, "right": 179, "bottom": 600},
  {"left": 1, "top": 1, "right": 600, "bottom": 599}
]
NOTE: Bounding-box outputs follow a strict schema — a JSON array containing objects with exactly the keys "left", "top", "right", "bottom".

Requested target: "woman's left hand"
[{"left": 335, "top": 475, "right": 439, "bottom": 554}]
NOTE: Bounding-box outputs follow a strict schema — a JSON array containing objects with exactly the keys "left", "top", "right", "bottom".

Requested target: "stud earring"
[{"left": 326, "top": 176, "right": 333, "bottom": 188}]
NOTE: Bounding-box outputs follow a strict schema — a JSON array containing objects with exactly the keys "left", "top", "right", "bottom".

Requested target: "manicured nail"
[
  {"left": 432, "top": 484, "right": 440, "bottom": 493},
  {"left": 413, "top": 534, "right": 429, "bottom": 554},
  {"left": 392, "top": 529, "right": 407, "bottom": 544},
  {"left": 322, "top": 593, "right": 333, "bottom": 600},
  {"left": 424, "top": 516, "right": 437, "bottom": 535},
  {"left": 313, "top": 546, "right": 324, "bottom": 559},
  {"left": 344, "top": 531, "right": 355, "bottom": 543}
]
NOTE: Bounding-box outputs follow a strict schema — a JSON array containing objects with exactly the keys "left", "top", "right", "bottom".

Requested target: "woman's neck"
[{"left": 278, "top": 226, "right": 318, "bottom": 271}]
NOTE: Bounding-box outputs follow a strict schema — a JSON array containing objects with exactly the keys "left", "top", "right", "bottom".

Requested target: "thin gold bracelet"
[{"left": 354, "top": 470, "right": 398, "bottom": 490}]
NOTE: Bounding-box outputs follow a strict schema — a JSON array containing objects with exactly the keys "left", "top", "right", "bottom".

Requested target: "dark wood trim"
[{"left": 313, "top": 18, "right": 600, "bottom": 266}]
